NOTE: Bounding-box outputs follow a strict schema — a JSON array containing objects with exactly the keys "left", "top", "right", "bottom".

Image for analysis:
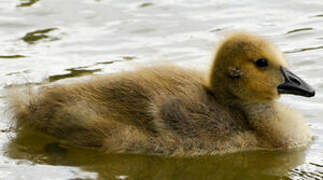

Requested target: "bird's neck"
[{"left": 208, "top": 81, "right": 237, "bottom": 105}]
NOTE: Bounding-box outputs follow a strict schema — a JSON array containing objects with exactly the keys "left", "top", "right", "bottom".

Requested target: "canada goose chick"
[{"left": 7, "top": 32, "right": 315, "bottom": 156}]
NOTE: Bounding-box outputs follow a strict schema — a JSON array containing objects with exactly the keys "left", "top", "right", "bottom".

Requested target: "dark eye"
[{"left": 255, "top": 58, "right": 268, "bottom": 68}]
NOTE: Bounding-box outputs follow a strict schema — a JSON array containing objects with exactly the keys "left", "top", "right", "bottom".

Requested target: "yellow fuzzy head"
[{"left": 210, "top": 32, "right": 288, "bottom": 101}]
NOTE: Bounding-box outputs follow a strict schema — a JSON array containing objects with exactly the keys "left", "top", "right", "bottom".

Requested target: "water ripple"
[
  {"left": 287, "top": 28, "right": 313, "bottom": 34},
  {"left": 0, "top": 55, "right": 26, "bottom": 59},
  {"left": 17, "top": 0, "right": 40, "bottom": 7},
  {"left": 284, "top": 46, "right": 323, "bottom": 54},
  {"left": 21, "top": 28, "right": 59, "bottom": 45},
  {"left": 48, "top": 68, "right": 102, "bottom": 82}
]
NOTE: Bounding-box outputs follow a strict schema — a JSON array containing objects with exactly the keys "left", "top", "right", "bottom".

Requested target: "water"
[{"left": 0, "top": 0, "right": 323, "bottom": 179}]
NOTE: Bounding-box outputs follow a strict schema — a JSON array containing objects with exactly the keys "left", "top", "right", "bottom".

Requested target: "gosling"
[{"left": 7, "top": 32, "right": 315, "bottom": 156}]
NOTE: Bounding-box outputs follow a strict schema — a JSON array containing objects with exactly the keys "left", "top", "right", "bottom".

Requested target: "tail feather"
[
  {"left": 5, "top": 85, "right": 111, "bottom": 148},
  {"left": 5, "top": 86, "right": 39, "bottom": 129}
]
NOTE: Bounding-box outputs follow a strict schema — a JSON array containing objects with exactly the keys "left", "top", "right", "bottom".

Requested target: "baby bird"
[{"left": 7, "top": 32, "right": 315, "bottom": 156}]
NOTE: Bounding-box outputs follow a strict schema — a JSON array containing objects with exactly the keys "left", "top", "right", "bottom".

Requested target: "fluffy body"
[{"left": 6, "top": 33, "right": 313, "bottom": 156}]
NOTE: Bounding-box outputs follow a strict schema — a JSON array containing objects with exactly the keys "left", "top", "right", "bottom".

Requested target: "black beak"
[{"left": 277, "top": 67, "right": 315, "bottom": 97}]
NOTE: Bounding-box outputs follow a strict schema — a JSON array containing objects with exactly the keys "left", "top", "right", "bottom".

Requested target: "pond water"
[{"left": 0, "top": 0, "right": 323, "bottom": 179}]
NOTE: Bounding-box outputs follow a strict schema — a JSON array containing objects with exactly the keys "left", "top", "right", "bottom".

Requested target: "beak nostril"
[{"left": 290, "top": 77, "right": 301, "bottom": 85}]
